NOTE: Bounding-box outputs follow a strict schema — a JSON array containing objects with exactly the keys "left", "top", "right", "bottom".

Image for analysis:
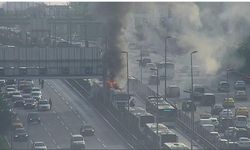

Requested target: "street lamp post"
[
  {"left": 151, "top": 67, "right": 159, "bottom": 136},
  {"left": 190, "top": 50, "right": 198, "bottom": 150},
  {"left": 165, "top": 36, "right": 171, "bottom": 102},
  {"left": 121, "top": 51, "right": 129, "bottom": 111},
  {"left": 226, "top": 68, "right": 230, "bottom": 147}
]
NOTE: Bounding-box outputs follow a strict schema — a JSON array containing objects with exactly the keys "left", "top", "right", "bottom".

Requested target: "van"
[
  {"left": 235, "top": 107, "right": 249, "bottom": 117},
  {"left": 235, "top": 115, "right": 248, "bottom": 128},
  {"left": 201, "top": 93, "right": 215, "bottom": 106}
]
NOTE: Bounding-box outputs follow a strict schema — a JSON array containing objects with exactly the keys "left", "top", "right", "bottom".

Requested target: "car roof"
[
  {"left": 72, "top": 134, "right": 83, "bottom": 138},
  {"left": 203, "top": 93, "right": 214, "bottom": 96}
]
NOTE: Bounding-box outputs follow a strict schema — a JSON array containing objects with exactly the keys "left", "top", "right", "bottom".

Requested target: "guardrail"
[{"left": 129, "top": 77, "right": 220, "bottom": 150}]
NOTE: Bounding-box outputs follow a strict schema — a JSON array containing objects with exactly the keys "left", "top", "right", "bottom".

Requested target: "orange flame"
[{"left": 106, "top": 80, "right": 120, "bottom": 90}]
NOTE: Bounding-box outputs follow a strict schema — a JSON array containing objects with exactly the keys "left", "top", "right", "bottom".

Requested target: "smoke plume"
[
  {"left": 126, "top": 3, "right": 250, "bottom": 74},
  {"left": 92, "top": 3, "right": 131, "bottom": 80}
]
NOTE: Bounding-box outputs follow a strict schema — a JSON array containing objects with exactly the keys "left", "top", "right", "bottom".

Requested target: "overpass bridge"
[{"left": 0, "top": 47, "right": 103, "bottom": 79}]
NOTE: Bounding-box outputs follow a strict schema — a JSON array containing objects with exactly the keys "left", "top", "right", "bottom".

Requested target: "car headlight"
[
  {"left": 15, "top": 135, "right": 18, "bottom": 137},
  {"left": 30, "top": 118, "right": 32, "bottom": 120},
  {"left": 25, "top": 134, "right": 28, "bottom": 137}
]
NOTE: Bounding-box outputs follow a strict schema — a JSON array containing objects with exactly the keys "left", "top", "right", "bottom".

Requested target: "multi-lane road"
[{"left": 10, "top": 79, "right": 132, "bottom": 150}]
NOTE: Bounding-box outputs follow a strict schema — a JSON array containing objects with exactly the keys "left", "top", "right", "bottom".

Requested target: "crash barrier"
[{"left": 129, "top": 77, "right": 220, "bottom": 150}]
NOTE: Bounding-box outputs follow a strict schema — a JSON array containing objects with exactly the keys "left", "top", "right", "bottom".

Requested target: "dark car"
[
  {"left": 27, "top": 112, "right": 40, "bottom": 124},
  {"left": 211, "top": 104, "right": 223, "bottom": 115},
  {"left": 80, "top": 125, "right": 95, "bottom": 136},
  {"left": 218, "top": 81, "right": 230, "bottom": 92},
  {"left": 182, "top": 100, "right": 196, "bottom": 112},
  {"left": 13, "top": 128, "right": 28, "bottom": 142},
  {"left": 13, "top": 96, "right": 24, "bottom": 107},
  {"left": 24, "top": 98, "right": 37, "bottom": 109},
  {"left": 200, "top": 93, "right": 215, "bottom": 106}
]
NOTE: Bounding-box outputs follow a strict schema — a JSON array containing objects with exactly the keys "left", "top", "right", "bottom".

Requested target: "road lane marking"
[
  {"left": 102, "top": 143, "right": 107, "bottom": 147},
  {"left": 65, "top": 126, "right": 69, "bottom": 130},
  {"left": 60, "top": 121, "right": 65, "bottom": 126},
  {"left": 48, "top": 132, "right": 52, "bottom": 137},
  {"left": 52, "top": 139, "right": 56, "bottom": 145},
  {"left": 57, "top": 116, "right": 60, "bottom": 120}
]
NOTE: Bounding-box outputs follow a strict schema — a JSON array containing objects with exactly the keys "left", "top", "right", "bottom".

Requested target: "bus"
[
  {"left": 156, "top": 62, "right": 175, "bottom": 79},
  {"left": 162, "top": 142, "right": 189, "bottom": 150},
  {"left": 144, "top": 123, "right": 178, "bottom": 149},
  {"left": 146, "top": 96, "right": 177, "bottom": 122},
  {"left": 126, "top": 107, "right": 155, "bottom": 135}
]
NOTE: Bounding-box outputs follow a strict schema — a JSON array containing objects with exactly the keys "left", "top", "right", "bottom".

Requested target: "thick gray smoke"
[
  {"left": 126, "top": 3, "right": 250, "bottom": 74},
  {"left": 92, "top": 3, "right": 131, "bottom": 80}
]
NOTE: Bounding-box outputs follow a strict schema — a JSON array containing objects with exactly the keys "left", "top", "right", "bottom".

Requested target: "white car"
[
  {"left": 38, "top": 100, "right": 50, "bottom": 111},
  {"left": 33, "top": 141, "right": 47, "bottom": 150},
  {"left": 235, "top": 115, "right": 248, "bottom": 128},
  {"left": 234, "top": 80, "right": 246, "bottom": 90},
  {"left": 238, "top": 137, "right": 250, "bottom": 148},
  {"left": 70, "top": 134, "right": 85, "bottom": 150},
  {"left": 32, "top": 87, "right": 41, "bottom": 93},
  {"left": 234, "top": 90, "right": 248, "bottom": 101},
  {"left": 32, "top": 91, "right": 42, "bottom": 101},
  {"left": 202, "top": 124, "right": 215, "bottom": 132},
  {"left": 219, "top": 109, "right": 233, "bottom": 119},
  {"left": 210, "top": 117, "right": 219, "bottom": 126}
]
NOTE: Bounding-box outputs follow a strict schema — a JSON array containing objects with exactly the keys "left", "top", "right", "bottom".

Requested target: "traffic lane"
[
  {"left": 42, "top": 80, "right": 104, "bottom": 149},
  {"left": 12, "top": 108, "right": 56, "bottom": 149},
  {"left": 49, "top": 79, "right": 132, "bottom": 149}
]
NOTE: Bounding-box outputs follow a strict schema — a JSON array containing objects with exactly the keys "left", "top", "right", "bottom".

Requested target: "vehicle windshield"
[
  {"left": 221, "top": 82, "right": 229, "bottom": 87},
  {"left": 35, "top": 142, "right": 45, "bottom": 146},
  {"left": 16, "top": 129, "right": 25, "bottom": 133},
  {"left": 29, "top": 113, "right": 38, "bottom": 118},
  {"left": 32, "top": 93, "right": 40, "bottom": 96},
  {"left": 237, "top": 117, "right": 247, "bottom": 121},
  {"left": 73, "top": 137, "right": 83, "bottom": 141},
  {"left": 23, "top": 95, "right": 31, "bottom": 98},
  {"left": 25, "top": 100, "right": 34, "bottom": 103},
  {"left": 194, "top": 87, "right": 205, "bottom": 93},
  {"left": 39, "top": 101, "right": 48, "bottom": 105}
]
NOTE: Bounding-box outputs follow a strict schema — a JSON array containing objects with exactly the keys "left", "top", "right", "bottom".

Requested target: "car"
[
  {"left": 235, "top": 107, "right": 249, "bottom": 117},
  {"left": 209, "top": 131, "right": 221, "bottom": 142},
  {"left": 218, "top": 81, "right": 230, "bottom": 92},
  {"left": 13, "top": 95, "right": 24, "bottom": 107},
  {"left": 234, "top": 80, "right": 246, "bottom": 90},
  {"left": 27, "top": 112, "right": 40, "bottom": 124},
  {"left": 223, "top": 98, "right": 235, "bottom": 108},
  {"left": 22, "top": 93, "right": 32, "bottom": 100},
  {"left": 211, "top": 104, "right": 223, "bottom": 116},
  {"left": 33, "top": 141, "right": 47, "bottom": 150},
  {"left": 80, "top": 125, "right": 95, "bottom": 136},
  {"left": 32, "top": 87, "right": 41, "bottom": 93},
  {"left": 0, "top": 79, "right": 5, "bottom": 87},
  {"left": 238, "top": 137, "right": 250, "bottom": 148},
  {"left": 31, "top": 91, "right": 42, "bottom": 101},
  {"left": 200, "top": 113, "right": 211, "bottom": 119},
  {"left": 146, "top": 63, "right": 156, "bottom": 73},
  {"left": 182, "top": 100, "right": 196, "bottom": 112},
  {"left": 210, "top": 117, "right": 219, "bottom": 127},
  {"left": 235, "top": 128, "right": 249, "bottom": 140},
  {"left": 139, "top": 58, "right": 151, "bottom": 67},
  {"left": 38, "top": 100, "right": 50, "bottom": 111},
  {"left": 218, "top": 138, "right": 228, "bottom": 150},
  {"left": 218, "top": 118, "right": 234, "bottom": 133},
  {"left": 11, "top": 122, "right": 24, "bottom": 130},
  {"left": 202, "top": 124, "right": 215, "bottom": 132},
  {"left": 219, "top": 109, "right": 233, "bottom": 119},
  {"left": 13, "top": 128, "right": 28, "bottom": 142},
  {"left": 200, "top": 93, "right": 215, "bottom": 106},
  {"left": 234, "top": 90, "right": 248, "bottom": 101},
  {"left": 235, "top": 115, "right": 248, "bottom": 128},
  {"left": 24, "top": 98, "right": 37, "bottom": 109},
  {"left": 199, "top": 118, "right": 212, "bottom": 126},
  {"left": 224, "top": 127, "right": 237, "bottom": 140},
  {"left": 70, "top": 134, "right": 85, "bottom": 149},
  {"left": 6, "top": 88, "right": 16, "bottom": 98}
]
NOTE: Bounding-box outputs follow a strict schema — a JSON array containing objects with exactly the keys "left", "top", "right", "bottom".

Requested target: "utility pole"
[
  {"left": 140, "top": 49, "right": 143, "bottom": 83},
  {"left": 190, "top": 50, "right": 198, "bottom": 150}
]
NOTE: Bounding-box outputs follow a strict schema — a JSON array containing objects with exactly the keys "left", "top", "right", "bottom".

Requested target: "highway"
[
  {"left": 10, "top": 79, "right": 132, "bottom": 150},
  {"left": 128, "top": 50, "right": 203, "bottom": 149}
]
